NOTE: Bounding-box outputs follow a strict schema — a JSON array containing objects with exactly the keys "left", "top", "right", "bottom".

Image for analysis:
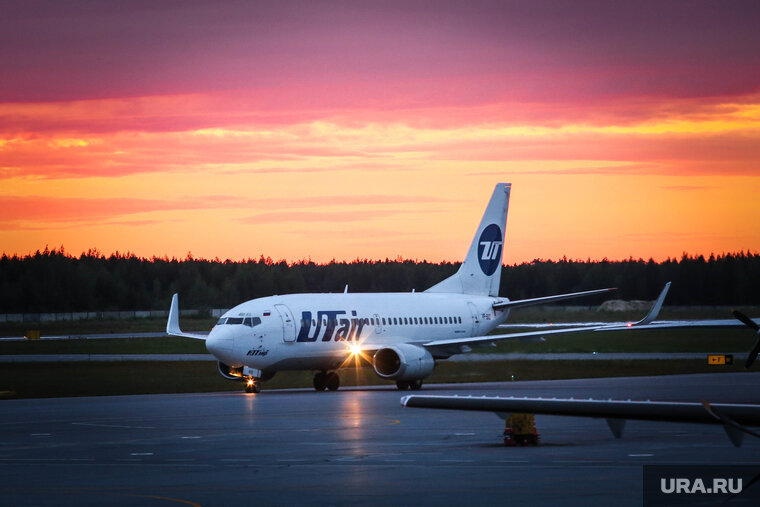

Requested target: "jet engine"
[
  {"left": 217, "top": 362, "right": 276, "bottom": 382},
  {"left": 217, "top": 362, "right": 244, "bottom": 381},
  {"left": 373, "top": 344, "right": 435, "bottom": 381}
]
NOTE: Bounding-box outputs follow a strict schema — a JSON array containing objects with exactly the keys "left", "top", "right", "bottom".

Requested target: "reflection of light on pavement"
[
  {"left": 244, "top": 391, "right": 257, "bottom": 416},
  {"left": 341, "top": 394, "right": 366, "bottom": 430}
]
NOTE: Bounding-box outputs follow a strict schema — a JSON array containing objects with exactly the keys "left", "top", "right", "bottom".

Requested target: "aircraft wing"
[
  {"left": 423, "top": 283, "right": 672, "bottom": 349},
  {"left": 401, "top": 395, "right": 760, "bottom": 447},
  {"left": 166, "top": 293, "right": 208, "bottom": 340},
  {"left": 423, "top": 325, "right": 609, "bottom": 348},
  {"left": 594, "top": 319, "right": 760, "bottom": 331}
]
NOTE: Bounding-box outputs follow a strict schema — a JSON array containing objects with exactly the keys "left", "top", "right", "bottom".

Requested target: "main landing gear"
[
  {"left": 244, "top": 378, "right": 261, "bottom": 393},
  {"left": 396, "top": 379, "right": 423, "bottom": 390},
  {"left": 313, "top": 371, "right": 340, "bottom": 391}
]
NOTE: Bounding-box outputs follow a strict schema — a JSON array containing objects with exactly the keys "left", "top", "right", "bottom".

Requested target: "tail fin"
[{"left": 426, "top": 183, "right": 510, "bottom": 296}]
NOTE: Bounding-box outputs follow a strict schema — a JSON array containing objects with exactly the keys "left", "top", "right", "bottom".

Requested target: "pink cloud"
[{"left": 0, "top": 194, "right": 453, "bottom": 230}]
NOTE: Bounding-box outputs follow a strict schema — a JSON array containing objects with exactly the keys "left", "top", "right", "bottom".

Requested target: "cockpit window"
[
  {"left": 243, "top": 317, "right": 262, "bottom": 327},
  {"left": 217, "top": 316, "right": 262, "bottom": 327}
]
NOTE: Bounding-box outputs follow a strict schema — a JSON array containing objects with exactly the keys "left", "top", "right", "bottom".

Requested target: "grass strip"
[{"left": 0, "top": 359, "right": 747, "bottom": 399}]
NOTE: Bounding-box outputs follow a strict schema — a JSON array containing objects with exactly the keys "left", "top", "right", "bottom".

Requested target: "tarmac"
[
  {"left": 0, "top": 352, "right": 746, "bottom": 362},
  {"left": 1, "top": 373, "right": 759, "bottom": 506}
]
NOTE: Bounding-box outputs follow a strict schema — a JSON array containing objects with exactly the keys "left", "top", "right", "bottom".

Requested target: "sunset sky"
[{"left": 2, "top": 0, "right": 760, "bottom": 264}]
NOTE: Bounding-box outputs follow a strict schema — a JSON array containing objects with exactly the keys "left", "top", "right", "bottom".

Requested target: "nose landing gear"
[
  {"left": 313, "top": 371, "right": 340, "bottom": 391},
  {"left": 244, "top": 378, "right": 261, "bottom": 393}
]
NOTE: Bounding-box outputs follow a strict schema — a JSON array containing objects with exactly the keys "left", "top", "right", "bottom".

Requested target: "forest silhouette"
[{"left": 2, "top": 247, "right": 759, "bottom": 312}]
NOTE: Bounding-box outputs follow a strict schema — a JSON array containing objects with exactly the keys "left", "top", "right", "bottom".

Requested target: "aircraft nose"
[{"left": 206, "top": 328, "right": 234, "bottom": 358}]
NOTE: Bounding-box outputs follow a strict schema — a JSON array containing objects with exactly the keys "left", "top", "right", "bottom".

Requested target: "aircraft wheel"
[
  {"left": 409, "top": 379, "right": 423, "bottom": 390},
  {"left": 325, "top": 372, "right": 340, "bottom": 391},
  {"left": 313, "top": 372, "right": 327, "bottom": 391},
  {"left": 245, "top": 383, "right": 253, "bottom": 393},
  {"left": 396, "top": 380, "right": 410, "bottom": 390}
]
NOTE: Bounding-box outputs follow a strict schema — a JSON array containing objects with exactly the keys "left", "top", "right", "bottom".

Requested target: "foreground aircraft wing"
[
  {"left": 166, "top": 293, "right": 208, "bottom": 340},
  {"left": 401, "top": 395, "right": 760, "bottom": 447}
]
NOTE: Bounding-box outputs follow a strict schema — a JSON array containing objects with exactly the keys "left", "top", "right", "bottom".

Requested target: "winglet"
[
  {"left": 633, "top": 282, "right": 671, "bottom": 326},
  {"left": 166, "top": 294, "right": 207, "bottom": 340},
  {"left": 167, "top": 293, "right": 181, "bottom": 335}
]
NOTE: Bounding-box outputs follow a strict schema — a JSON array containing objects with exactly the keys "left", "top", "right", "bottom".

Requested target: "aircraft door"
[
  {"left": 373, "top": 313, "right": 384, "bottom": 336},
  {"left": 466, "top": 302, "right": 481, "bottom": 335},
  {"left": 274, "top": 304, "right": 297, "bottom": 342}
]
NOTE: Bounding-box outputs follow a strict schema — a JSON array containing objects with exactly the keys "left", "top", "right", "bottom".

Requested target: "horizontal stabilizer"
[{"left": 493, "top": 288, "right": 616, "bottom": 310}]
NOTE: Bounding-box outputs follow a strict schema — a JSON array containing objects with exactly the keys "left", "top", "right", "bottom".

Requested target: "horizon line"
[{"left": 4, "top": 246, "right": 759, "bottom": 266}]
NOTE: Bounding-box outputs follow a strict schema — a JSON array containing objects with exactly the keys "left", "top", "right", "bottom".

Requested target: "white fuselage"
[{"left": 205, "top": 292, "right": 510, "bottom": 372}]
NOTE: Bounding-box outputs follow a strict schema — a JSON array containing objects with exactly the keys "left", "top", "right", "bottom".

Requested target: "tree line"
[{"left": 1, "top": 247, "right": 759, "bottom": 313}]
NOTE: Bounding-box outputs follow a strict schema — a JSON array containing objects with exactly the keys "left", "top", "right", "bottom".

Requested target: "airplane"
[
  {"left": 165, "top": 183, "right": 757, "bottom": 393},
  {"left": 167, "top": 183, "right": 632, "bottom": 392}
]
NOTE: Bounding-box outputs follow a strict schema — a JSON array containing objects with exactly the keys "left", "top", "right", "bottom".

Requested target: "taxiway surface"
[{"left": 1, "top": 373, "right": 759, "bottom": 506}]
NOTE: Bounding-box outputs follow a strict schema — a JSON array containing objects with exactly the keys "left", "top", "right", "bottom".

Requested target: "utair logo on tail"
[{"left": 477, "top": 224, "right": 502, "bottom": 275}]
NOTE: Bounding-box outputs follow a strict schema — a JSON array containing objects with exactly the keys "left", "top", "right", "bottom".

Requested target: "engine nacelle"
[
  {"left": 373, "top": 343, "right": 435, "bottom": 381},
  {"left": 217, "top": 362, "right": 244, "bottom": 381},
  {"left": 217, "top": 362, "right": 276, "bottom": 382}
]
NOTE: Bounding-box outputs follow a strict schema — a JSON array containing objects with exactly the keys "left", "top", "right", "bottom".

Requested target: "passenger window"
[
  {"left": 424, "top": 317, "right": 428, "bottom": 324},
  {"left": 393, "top": 318, "right": 397, "bottom": 325},
  {"left": 382, "top": 318, "right": 386, "bottom": 325},
  {"left": 458, "top": 316, "right": 462, "bottom": 323},
  {"left": 434, "top": 317, "right": 438, "bottom": 324},
  {"left": 403, "top": 317, "right": 407, "bottom": 325}
]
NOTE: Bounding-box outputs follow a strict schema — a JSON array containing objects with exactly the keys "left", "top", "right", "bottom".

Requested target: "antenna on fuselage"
[{"left": 344, "top": 284, "right": 348, "bottom": 293}]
